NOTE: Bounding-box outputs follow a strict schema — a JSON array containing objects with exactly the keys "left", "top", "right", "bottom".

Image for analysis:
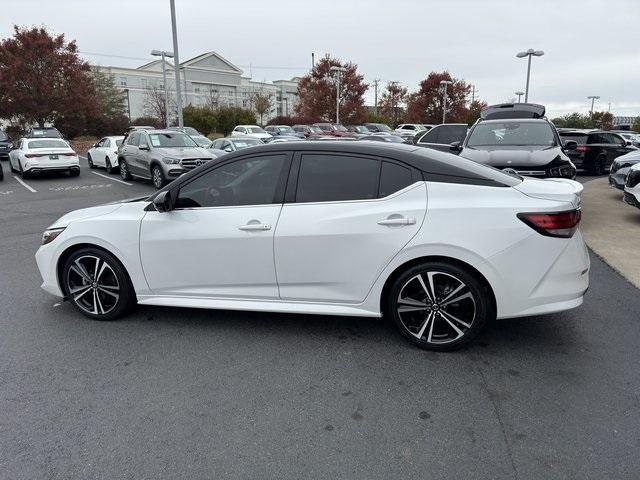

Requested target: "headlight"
[
  {"left": 42, "top": 227, "right": 65, "bottom": 245},
  {"left": 162, "top": 157, "right": 180, "bottom": 165}
]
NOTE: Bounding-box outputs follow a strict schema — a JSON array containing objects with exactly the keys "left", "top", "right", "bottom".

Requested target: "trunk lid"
[{"left": 514, "top": 177, "right": 583, "bottom": 208}]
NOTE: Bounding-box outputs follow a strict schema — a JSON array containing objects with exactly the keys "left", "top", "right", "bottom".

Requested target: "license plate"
[{"left": 49, "top": 154, "right": 59, "bottom": 160}]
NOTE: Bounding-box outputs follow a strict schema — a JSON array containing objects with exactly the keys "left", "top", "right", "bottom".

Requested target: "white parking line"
[
  {"left": 92, "top": 171, "right": 132, "bottom": 186},
  {"left": 12, "top": 176, "right": 37, "bottom": 193}
]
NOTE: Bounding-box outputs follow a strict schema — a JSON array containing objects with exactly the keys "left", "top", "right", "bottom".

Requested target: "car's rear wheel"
[
  {"left": 62, "top": 248, "right": 136, "bottom": 321},
  {"left": 87, "top": 153, "right": 96, "bottom": 169},
  {"left": 119, "top": 158, "right": 132, "bottom": 180},
  {"left": 592, "top": 156, "right": 605, "bottom": 175},
  {"left": 385, "top": 262, "right": 492, "bottom": 351},
  {"left": 151, "top": 164, "right": 166, "bottom": 189},
  {"left": 9, "top": 158, "right": 17, "bottom": 173}
]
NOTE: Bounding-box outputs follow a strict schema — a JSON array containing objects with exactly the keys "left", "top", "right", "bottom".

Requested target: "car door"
[
  {"left": 133, "top": 131, "right": 151, "bottom": 177},
  {"left": 122, "top": 131, "right": 140, "bottom": 173},
  {"left": 610, "top": 133, "right": 635, "bottom": 162},
  {"left": 95, "top": 138, "right": 109, "bottom": 167},
  {"left": 139, "top": 152, "right": 291, "bottom": 299},
  {"left": 274, "top": 152, "right": 426, "bottom": 304}
]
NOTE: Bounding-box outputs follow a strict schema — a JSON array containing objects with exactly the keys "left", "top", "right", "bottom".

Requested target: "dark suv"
[
  {"left": 558, "top": 130, "right": 637, "bottom": 175},
  {"left": 413, "top": 124, "right": 468, "bottom": 152},
  {"left": 0, "top": 130, "right": 12, "bottom": 160}
]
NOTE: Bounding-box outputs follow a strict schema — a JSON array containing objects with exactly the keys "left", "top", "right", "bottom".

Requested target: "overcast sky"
[{"left": 3, "top": 0, "right": 639, "bottom": 118}]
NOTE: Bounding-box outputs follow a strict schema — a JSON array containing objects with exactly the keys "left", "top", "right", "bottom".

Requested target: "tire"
[
  {"left": 151, "top": 164, "right": 166, "bottom": 189},
  {"left": 87, "top": 153, "right": 96, "bottom": 169},
  {"left": 591, "top": 157, "right": 605, "bottom": 176},
  {"left": 119, "top": 158, "right": 132, "bottom": 180},
  {"left": 62, "top": 247, "right": 136, "bottom": 321},
  {"left": 70, "top": 169, "right": 80, "bottom": 177},
  {"left": 105, "top": 157, "right": 114, "bottom": 174},
  {"left": 9, "top": 158, "right": 17, "bottom": 173},
  {"left": 384, "top": 261, "right": 493, "bottom": 351},
  {"left": 19, "top": 161, "right": 29, "bottom": 179}
]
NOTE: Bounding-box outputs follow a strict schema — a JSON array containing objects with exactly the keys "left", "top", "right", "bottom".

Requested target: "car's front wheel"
[
  {"left": 87, "top": 153, "right": 96, "bottom": 169},
  {"left": 119, "top": 158, "right": 132, "bottom": 180},
  {"left": 151, "top": 164, "right": 166, "bottom": 189},
  {"left": 62, "top": 248, "right": 136, "bottom": 321},
  {"left": 385, "top": 262, "right": 493, "bottom": 351},
  {"left": 105, "top": 157, "right": 114, "bottom": 174}
]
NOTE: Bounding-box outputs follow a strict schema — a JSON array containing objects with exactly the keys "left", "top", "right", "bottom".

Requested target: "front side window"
[
  {"left": 246, "top": 127, "right": 266, "bottom": 134},
  {"left": 418, "top": 129, "right": 439, "bottom": 144},
  {"left": 467, "top": 122, "right": 553, "bottom": 147},
  {"left": 103, "top": 139, "right": 111, "bottom": 148},
  {"left": 127, "top": 132, "right": 140, "bottom": 146},
  {"left": 176, "top": 155, "right": 286, "bottom": 208},
  {"left": 296, "top": 154, "right": 380, "bottom": 203},
  {"left": 148, "top": 132, "right": 197, "bottom": 148}
]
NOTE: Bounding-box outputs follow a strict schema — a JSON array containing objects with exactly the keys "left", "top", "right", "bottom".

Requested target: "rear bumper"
[{"left": 23, "top": 158, "right": 80, "bottom": 173}]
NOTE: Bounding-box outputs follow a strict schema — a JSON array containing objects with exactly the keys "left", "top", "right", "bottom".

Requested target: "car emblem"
[
  {"left": 196, "top": 160, "right": 203, "bottom": 166},
  {"left": 507, "top": 160, "right": 512, "bottom": 164}
]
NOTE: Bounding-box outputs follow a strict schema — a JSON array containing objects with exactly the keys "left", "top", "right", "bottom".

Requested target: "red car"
[
  {"left": 292, "top": 124, "right": 326, "bottom": 139},
  {"left": 313, "top": 123, "right": 357, "bottom": 138}
]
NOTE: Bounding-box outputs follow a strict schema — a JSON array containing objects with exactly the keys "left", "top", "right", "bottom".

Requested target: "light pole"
[
  {"left": 169, "top": 0, "right": 183, "bottom": 127},
  {"left": 123, "top": 88, "right": 131, "bottom": 120},
  {"left": 151, "top": 49, "right": 174, "bottom": 128},
  {"left": 587, "top": 95, "right": 600, "bottom": 117},
  {"left": 329, "top": 66, "right": 346, "bottom": 124},
  {"left": 515, "top": 91, "right": 524, "bottom": 103},
  {"left": 440, "top": 80, "right": 452, "bottom": 124},
  {"left": 516, "top": 49, "right": 544, "bottom": 103}
]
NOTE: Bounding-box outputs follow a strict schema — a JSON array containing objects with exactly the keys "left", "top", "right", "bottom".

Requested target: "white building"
[{"left": 94, "top": 51, "right": 300, "bottom": 124}]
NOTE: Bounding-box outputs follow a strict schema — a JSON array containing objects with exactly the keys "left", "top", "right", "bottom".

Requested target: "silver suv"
[{"left": 118, "top": 129, "right": 215, "bottom": 188}]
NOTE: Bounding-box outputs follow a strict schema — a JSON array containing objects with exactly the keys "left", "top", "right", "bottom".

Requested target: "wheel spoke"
[
  {"left": 413, "top": 312, "right": 434, "bottom": 340},
  {"left": 95, "top": 291, "right": 105, "bottom": 315},
  {"left": 439, "top": 312, "right": 464, "bottom": 339},
  {"left": 416, "top": 274, "right": 434, "bottom": 302},
  {"left": 398, "top": 305, "right": 428, "bottom": 313},
  {"left": 439, "top": 283, "right": 465, "bottom": 304},
  {"left": 98, "top": 284, "right": 119, "bottom": 291},
  {"left": 398, "top": 297, "right": 427, "bottom": 307},
  {"left": 73, "top": 287, "right": 92, "bottom": 301},
  {"left": 98, "top": 286, "right": 119, "bottom": 299},
  {"left": 441, "top": 311, "right": 471, "bottom": 329},
  {"left": 69, "top": 284, "right": 90, "bottom": 295},
  {"left": 96, "top": 261, "right": 110, "bottom": 282},
  {"left": 72, "top": 261, "right": 92, "bottom": 282},
  {"left": 441, "top": 291, "right": 473, "bottom": 306},
  {"left": 91, "top": 290, "right": 98, "bottom": 314}
]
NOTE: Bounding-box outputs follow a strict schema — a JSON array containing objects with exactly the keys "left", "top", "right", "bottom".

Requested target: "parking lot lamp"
[
  {"left": 516, "top": 49, "right": 544, "bottom": 103},
  {"left": 440, "top": 80, "right": 452, "bottom": 123},
  {"left": 123, "top": 88, "right": 131, "bottom": 120},
  {"left": 515, "top": 91, "right": 524, "bottom": 103},
  {"left": 170, "top": 0, "right": 183, "bottom": 127},
  {"left": 151, "top": 50, "right": 174, "bottom": 128},
  {"left": 588, "top": 95, "right": 600, "bottom": 117},
  {"left": 329, "top": 66, "right": 347, "bottom": 124}
]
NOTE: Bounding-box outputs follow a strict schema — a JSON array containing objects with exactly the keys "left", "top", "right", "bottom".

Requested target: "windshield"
[
  {"left": 277, "top": 126, "right": 295, "bottom": 133},
  {"left": 467, "top": 122, "right": 556, "bottom": 147},
  {"left": 246, "top": 127, "right": 266, "bottom": 134},
  {"left": 192, "top": 136, "right": 212, "bottom": 147},
  {"left": 376, "top": 124, "right": 392, "bottom": 132},
  {"left": 148, "top": 132, "right": 198, "bottom": 148},
  {"left": 310, "top": 126, "right": 323, "bottom": 133},
  {"left": 232, "top": 138, "right": 262, "bottom": 149},
  {"left": 27, "top": 139, "right": 69, "bottom": 149},
  {"left": 183, "top": 127, "right": 199, "bottom": 135},
  {"left": 335, "top": 124, "right": 348, "bottom": 132}
]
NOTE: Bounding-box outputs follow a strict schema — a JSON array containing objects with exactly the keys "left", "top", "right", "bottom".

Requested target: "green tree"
[
  {"left": 250, "top": 90, "right": 272, "bottom": 126},
  {"left": 379, "top": 81, "right": 407, "bottom": 127},
  {"left": 85, "top": 68, "right": 129, "bottom": 136},
  {"left": 215, "top": 107, "right": 257, "bottom": 136},
  {"left": 183, "top": 105, "right": 217, "bottom": 135},
  {"left": 551, "top": 112, "right": 593, "bottom": 129},
  {"left": 591, "top": 111, "right": 614, "bottom": 130},
  {"left": 366, "top": 111, "right": 392, "bottom": 125}
]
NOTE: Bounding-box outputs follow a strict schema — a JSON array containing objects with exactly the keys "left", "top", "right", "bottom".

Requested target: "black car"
[
  {"left": 364, "top": 123, "right": 394, "bottom": 134},
  {"left": 25, "top": 127, "right": 64, "bottom": 139},
  {"left": 455, "top": 103, "right": 576, "bottom": 179},
  {"left": 609, "top": 152, "right": 640, "bottom": 189},
  {"left": 413, "top": 124, "right": 468, "bottom": 152},
  {"left": 0, "top": 130, "right": 13, "bottom": 160},
  {"left": 559, "top": 130, "right": 637, "bottom": 175}
]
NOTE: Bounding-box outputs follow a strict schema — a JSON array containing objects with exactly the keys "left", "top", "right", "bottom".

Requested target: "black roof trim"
[{"left": 481, "top": 103, "right": 546, "bottom": 120}]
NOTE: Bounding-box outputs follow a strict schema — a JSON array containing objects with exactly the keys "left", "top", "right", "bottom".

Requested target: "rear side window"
[
  {"left": 379, "top": 162, "right": 414, "bottom": 197},
  {"left": 588, "top": 133, "right": 609, "bottom": 144},
  {"left": 438, "top": 125, "right": 467, "bottom": 144},
  {"left": 296, "top": 154, "right": 380, "bottom": 203},
  {"left": 127, "top": 132, "right": 140, "bottom": 145},
  {"left": 559, "top": 134, "right": 587, "bottom": 145},
  {"left": 418, "top": 128, "right": 439, "bottom": 144}
]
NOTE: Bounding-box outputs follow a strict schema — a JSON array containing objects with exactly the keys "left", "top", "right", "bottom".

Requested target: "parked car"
[
  {"left": 231, "top": 125, "right": 272, "bottom": 141},
  {"left": 413, "top": 124, "right": 469, "bottom": 152},
  {"left": 346, "top": 125, "right": 372, "bottom": 137},
  {"left": 609, "top": 151, "right": 640, "bottom": 189},
  {"left": 0, "top": 129, "right": 12, "bottom": 160},
  {"left": 9, "top": 137, "right": 79, "bottom": 177},
  {"left": 618, "top": 132, "right": 640, "bottom": 148},
  {"left": 210, "top": 136, "right": 264, "bottom": 153},
  {"left": 265, "top": 125, "right": 304, "bottom": 138},
  {"left": 623, "top": 162, "right": 640, "bottom": 209},
  {"left": 25, "top": 127, "right": 64, "bottom": 139},
  {"left": 87, "top": 136, "right": 125, "bottom": 173},
  {"left": 359, "top": 135, "right": 407, "bottom": 143},
  {"left": 0, "top": 159, "right": 3, "bottom": 180},
  {"left": 456, "top": 104, "right": 576, "bottom": 179},
  {"left": 127, "top": 125, "right": 156, "bottom": 132},
  {"left": 167, "top": 127, "right": 212, "bottom": 148},
  {"left": 313, "top": 123, "right": 355, "bottom": 137},
  {"left": 292, "top": 124, "right": 326, "bottom": 139},
  {"left": 559, "top": 129, "right": 637, "bottom": 175},
  {"left": 395, "top": 124, "right": 427, "bottom": 138},
  {"left": 364, "top": 123, "right": 395, "bottom": 134},
  {"left": 117, "top": 129, "right": 216, "bottom": 189},
  {"left": 264, "top": 136, "right": 304, "bottom": 144},
  {"left": 35, "top": 141, "right": 588, "bottom": 351}
]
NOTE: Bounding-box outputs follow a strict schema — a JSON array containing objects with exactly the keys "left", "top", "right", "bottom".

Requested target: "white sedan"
[
  {"left": 87, "top": 136, "right": 124, "bottom": 173},
  {"left": 35, "top": 142, "right": 589, "bottom": 351},
  {"left": 9, "top": 138, "right": 80, "bottom": 178},
  {"left": 230, "top": 125, "right": 272, "bottom": 141}
]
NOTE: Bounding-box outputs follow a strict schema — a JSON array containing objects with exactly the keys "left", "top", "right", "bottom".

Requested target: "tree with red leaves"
[
  {"left": 379, "top": 81, "right": 408, "bottom": 127},
  {"left": 295, "top": 55, "right": 368, "bottom": 124},
  {"left": 0, "top": 26, "right": 98, "bottom": 132},
  {"left": 406, "top": 72, "right": 471, "bottom": 124}
]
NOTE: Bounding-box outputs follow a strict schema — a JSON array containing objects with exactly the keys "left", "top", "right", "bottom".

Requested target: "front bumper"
[
  {"left": 35, "top": 242, "right": 65, "bottom": 297},
  {"left": 623, "top": 190, "right": 640, "bottom": 209},
  {"left": 609, "top": 173, "right": 627, "bottom": 189}
]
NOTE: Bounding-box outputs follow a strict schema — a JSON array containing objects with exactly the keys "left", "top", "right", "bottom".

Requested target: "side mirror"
[
  {"left": 563, "top": 140, "right": 578, "bottom": 151},
  {"left": 139, "top": 144, "right": 150, "bottom": 151},
  {"left": 626, "top": 140, "right": 632, "bottom": 146},
  {"left": 152, "top": 190, "right": 172, "bottom": 213},
  {"left": 224, "top": 146, "right": 233, "bottom": 152},
  {"left": 449, "top": 141, "right": 462, "bottom": 151}
]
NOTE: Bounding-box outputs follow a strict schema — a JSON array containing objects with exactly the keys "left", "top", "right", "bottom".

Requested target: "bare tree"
[
  {"left": 249, "top": 90, "right": 273, "bottom": 126},
  {"left": 204, "top": 89, "right": 221, "bottom": 110},
  {"left": 143, "top": 85, "right": 175, "bottom": 126}
]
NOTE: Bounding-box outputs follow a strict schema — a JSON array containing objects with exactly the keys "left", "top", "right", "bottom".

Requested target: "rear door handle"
[
  {"left": 378, "top": 217, "right": 416, "bottom": 226},
  {"left": 238, "top": 223, "right": 271, "bottom": 231}
]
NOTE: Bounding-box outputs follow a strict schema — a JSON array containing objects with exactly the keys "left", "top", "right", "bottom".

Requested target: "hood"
[
  {"left": 514, "top": 177, "right": 583, "bottom": 208},
  {"left": 49, "top": 204, "right": 123, "bottom": 228},
  {"left": 460, "top": 145, "right": 563, "bottom": 167},
  {"left": 157, "top": 147, "right": 214, "bottom": 158},
  {"left": 246, "top": 133, "right": 271, "bottom": 139},
  {"left": 613, "top": 150, "right": 640, "bottom": 164}
]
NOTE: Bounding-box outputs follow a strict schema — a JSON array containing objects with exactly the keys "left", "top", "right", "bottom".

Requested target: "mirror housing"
[
  {"left": 224, "top": 146, "right": 233, "bottom": 152},
  {"left": 449, "top": 141, "right": 462, "bottom": 151},
  {"left": 139, "top": 144, "right": 150, "bottom": 151},
  {"left": 563, "top": 140, "right": 578, "bottom": 151},
  {"left": 152, "top": 190, "right": 172, "bottom": 213}
]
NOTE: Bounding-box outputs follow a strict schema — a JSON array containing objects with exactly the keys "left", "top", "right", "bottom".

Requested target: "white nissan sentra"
[
  {"left": 35, "top": 142, "right": 589, "bottom": 351},
  {"left": 9, "top": 138, "right": 80, "bottom": 177}
]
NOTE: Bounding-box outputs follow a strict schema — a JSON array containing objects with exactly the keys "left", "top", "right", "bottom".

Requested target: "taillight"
[
  {"left": 517, "top": 209, "right": 581, "bottom": 238},
  {"left": 61, "top": 152, "right": 77, "bottom": 156},
  {"left": 575, "top": 145, "right": 590, "bottom": 153},
  {"left": 25, "top": 153, "right": 47, "bottom": 158}
]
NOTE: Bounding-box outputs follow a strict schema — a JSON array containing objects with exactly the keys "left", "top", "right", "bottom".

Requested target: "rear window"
[
  {"left": 27, "top": 139, "right": 69, "bottom": 149},
  {"left": 232, "top": 139, "right": 262, "bottom": 149},
  {"left": 558, "top": 133, "right": 587, "bottom": 145},
  {"left": 467, "top": 122, "right": 554, "bottom": 147}
]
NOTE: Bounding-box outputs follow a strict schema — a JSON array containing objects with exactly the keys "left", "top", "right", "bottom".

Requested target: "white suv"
[{"left": 624, "top": 163, "right": 640, "bottom": 209}]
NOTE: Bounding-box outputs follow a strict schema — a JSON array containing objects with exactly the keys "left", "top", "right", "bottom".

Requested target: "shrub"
[
  {"left": 131, "top": 116, "right": 162, "bottom": 128},
  {"left": 215, "top": 107, "right": 257, "bottom": 136},
  {"left": 183, "top": 105, "right": 217, "bottom": 136}
]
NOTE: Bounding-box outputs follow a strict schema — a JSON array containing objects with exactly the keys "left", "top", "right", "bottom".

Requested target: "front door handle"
[
  {"left": 238, "top": 223, "right": 272, "bottom": 231},
  {"left": 378, "top": 216, "right": 416, "bottom": 226}
]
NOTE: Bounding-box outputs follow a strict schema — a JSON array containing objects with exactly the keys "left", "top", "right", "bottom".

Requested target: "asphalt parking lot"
[{"left": 1, "top": 158, "right": 639, "bottom": 480}]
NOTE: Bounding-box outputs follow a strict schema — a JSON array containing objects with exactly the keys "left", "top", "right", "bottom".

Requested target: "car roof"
[{"left": 477, "top": 118, "right": 548, "bottom": 125}]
